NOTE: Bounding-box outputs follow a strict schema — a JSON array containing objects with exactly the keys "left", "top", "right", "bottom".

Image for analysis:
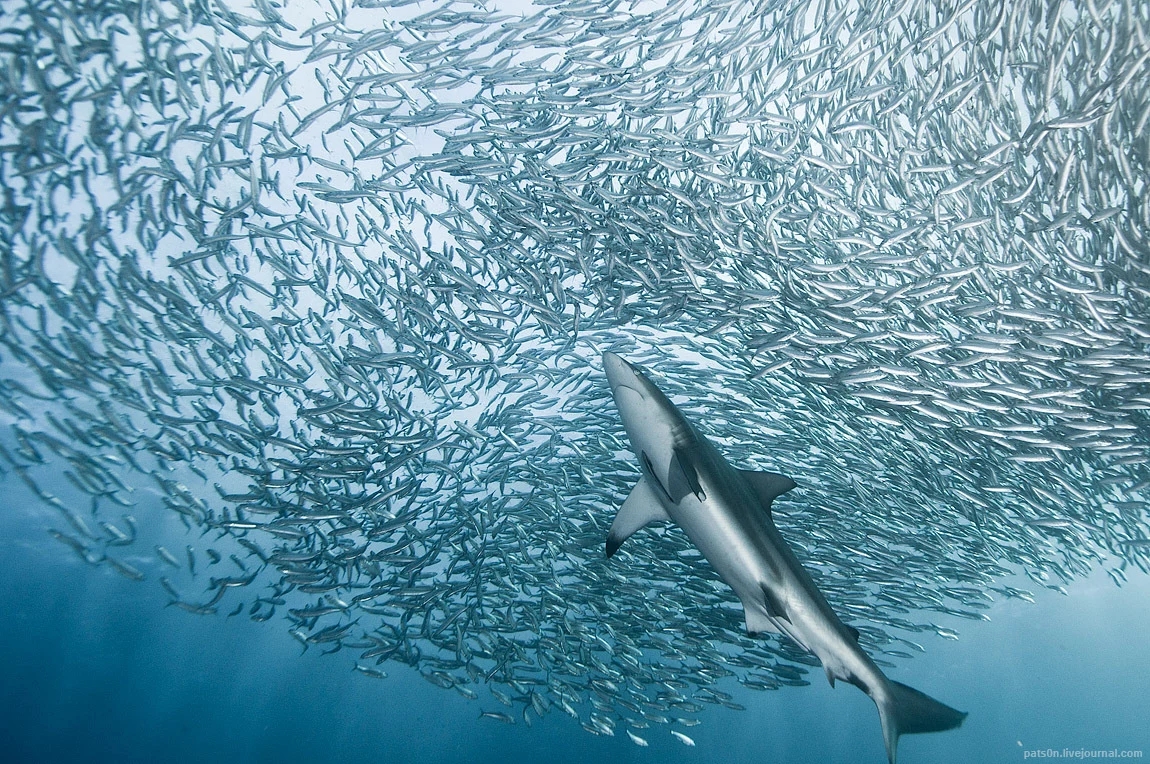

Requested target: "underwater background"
[
  {"left": 3, "top": 487, "right": 1149, "bottom": 763},
  {"left": 1, "top": 0, "right": 1148, "bottom": 761}
]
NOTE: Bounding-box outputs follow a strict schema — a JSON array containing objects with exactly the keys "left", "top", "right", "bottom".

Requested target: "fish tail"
[{"left": 874, "top": 680, "right": 967, "bottom": 764}]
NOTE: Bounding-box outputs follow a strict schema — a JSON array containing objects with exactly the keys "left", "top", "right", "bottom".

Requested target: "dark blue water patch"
[{"left": 1, "top": 493, "right": 1148, "bottom": 764}]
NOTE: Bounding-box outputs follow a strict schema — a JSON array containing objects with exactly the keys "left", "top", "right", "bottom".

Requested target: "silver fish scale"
[{"left": 0, "top": 0, "right": 1148, "bottom": 739}]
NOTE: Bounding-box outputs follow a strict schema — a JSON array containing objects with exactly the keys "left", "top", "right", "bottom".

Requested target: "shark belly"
[
  {"left": 666, "top": 479, "right": 791, "bottom": 633},
  {"left": 672, "top": 475, "right": 879, "bottom": 689}
]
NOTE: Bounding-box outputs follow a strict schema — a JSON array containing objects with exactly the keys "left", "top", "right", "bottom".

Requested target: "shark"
[{"left": 602, "top": 352, "right": 966, "bottom": 764}]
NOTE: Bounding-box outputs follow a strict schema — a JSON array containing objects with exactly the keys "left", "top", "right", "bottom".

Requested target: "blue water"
[
  {"left": 3, "top": 478, "right": 1147, "bottom": 764},
  {"left": 2, "top": 0, "right": 1148, "bottom": 760}
]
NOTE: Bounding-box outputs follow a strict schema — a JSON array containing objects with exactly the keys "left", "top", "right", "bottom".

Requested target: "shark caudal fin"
[{"left": 875, "top": 680, "right": 967, "bottom": 764}]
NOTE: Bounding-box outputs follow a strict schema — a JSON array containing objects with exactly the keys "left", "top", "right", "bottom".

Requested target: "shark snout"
[{"left": 603, "top": 352, "right": 645, "bottom": 398}]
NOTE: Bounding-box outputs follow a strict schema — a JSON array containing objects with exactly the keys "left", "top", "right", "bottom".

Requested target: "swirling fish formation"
[{"left": 1, "top": 0, "right": 1147, "bottom": 740}]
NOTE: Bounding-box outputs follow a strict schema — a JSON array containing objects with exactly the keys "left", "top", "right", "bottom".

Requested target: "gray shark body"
[{"left": 603, "top": 352, "right": 965, "bottom": 764}]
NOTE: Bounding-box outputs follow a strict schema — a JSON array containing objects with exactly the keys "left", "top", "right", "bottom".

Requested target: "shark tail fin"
[{"left": 875, "top": 680, "right": 967, "bottom": 764}]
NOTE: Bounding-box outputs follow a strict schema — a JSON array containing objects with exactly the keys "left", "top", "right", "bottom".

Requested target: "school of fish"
[{"left": 0, "top": 0, "right": 1147, "bottom": 748}]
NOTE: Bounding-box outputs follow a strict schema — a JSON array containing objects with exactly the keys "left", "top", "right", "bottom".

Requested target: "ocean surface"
[{"left": 2, "top": 0, "right": 1149, "bottom": 761}]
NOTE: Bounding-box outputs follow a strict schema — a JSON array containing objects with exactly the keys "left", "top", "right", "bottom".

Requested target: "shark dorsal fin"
[
  {"left": 738, "top": 469, "right": 796, "bottom": 514},
  {"left": 667, "top": 446, "right": 705, "bottom": 503},
  {"left": 606, "top": 477, "right": 670, "bottom": 557}
]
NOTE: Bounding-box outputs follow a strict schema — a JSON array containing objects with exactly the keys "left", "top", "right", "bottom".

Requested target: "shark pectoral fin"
[
  {"left": 742, "top": 603, "right": 781, "bottom": 636},
  {"left": 668, "top": 446, "right": 705, "bottom": 503},
  {"left": 738, "top": 470, "right": 796, "bottom": 514},
  {"left": 640, "top": 450, "right": 673, "bottom": 503},
  {"left": 760, "top": 583, "right": 790, "bottom": 623},
  {"left": 606, "top": 477, "right": 670, "bottom": 558},
  {"left": 825, "top": 665, "right": 836, "bottom": 688},
  {"left": 847, "top": 624, "right": 861, "bottom": 643}
]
